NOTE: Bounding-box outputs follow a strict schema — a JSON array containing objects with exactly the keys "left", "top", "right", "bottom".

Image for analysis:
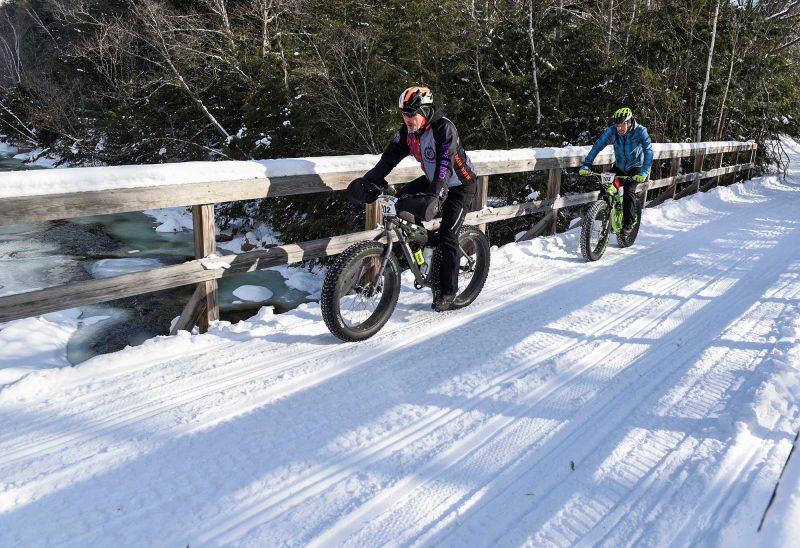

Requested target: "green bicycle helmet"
[{"left": 612, "top": 107, "right": 633, "bottom": 124}]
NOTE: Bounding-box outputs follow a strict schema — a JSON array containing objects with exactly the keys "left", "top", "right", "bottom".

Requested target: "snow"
[
  {"left": 143, "top": 206, "right": 193, "bottom": 233},
  {"left": 216, "top": 223, "right": 281, "bottom": 255},
  {"left": 200, "top": 253, "right": 232, "bottom": 271},
  {"left": 90, "top": 257, "right": 164, "bottom": 278},
  {"left": 0, "top": 140, "right": 17, "bottom": 154},
  {"left": 12, "top": 148, "right": 59, "bottom": 168},
  {"left": 0, "top": 309, "right": 80, "bottom": 385},
  {"left": 232, "top": 285, "right": 273, "bottom": 302},
  {"left": 0, "top": 138, "right": 799, "bottom": 545},
  {"left": 0, "top": 142, "right": 748, "bottom": 200}
]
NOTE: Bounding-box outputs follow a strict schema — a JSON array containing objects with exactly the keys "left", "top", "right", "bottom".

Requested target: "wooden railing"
[{"left": 0, "top": 141, "right": 757, "bottom": 332}]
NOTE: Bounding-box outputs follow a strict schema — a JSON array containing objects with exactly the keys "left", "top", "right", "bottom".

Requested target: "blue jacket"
[{"left": 583, "top": 121, "right": 653, "bottom": 177}]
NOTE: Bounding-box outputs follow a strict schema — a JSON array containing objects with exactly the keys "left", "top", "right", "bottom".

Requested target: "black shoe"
[
  {"left": 432, "top": 293, "right": 455, "bottom": 313},
  {"left": 431, "top": 289, "right": 441, "bottom": 310}
]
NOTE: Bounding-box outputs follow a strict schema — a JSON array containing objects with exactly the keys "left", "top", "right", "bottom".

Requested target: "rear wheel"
[
  {"left": 616, "top": 194, "right": 643, "bottom": 248},
  {"left": 320, "top": 241, "right": 401, "bottom": 342},
  {"left": 452, "top": 226, "right": 490, "bottom": 309},
  {"left": 426, "top": 226, "right": 491, "bottom": 309},
  {"left": 580, "top": 200, "right": 611, "bottom": 262}
]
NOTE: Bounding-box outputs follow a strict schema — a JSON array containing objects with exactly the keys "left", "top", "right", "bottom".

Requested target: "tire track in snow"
[
  {"left": 309, "top": 204, "right": 799, "bottom": 546},
  {"left": 569, "top": 292, "right": 800, "bottom": 546},
  {"left": 456, "top": 224, "right": 800, "bottom": 546},
  {"left": 250, "top": 210, "right": 786, "bottom": 544},
  {"left": 193, "top": 223, "right": 732, "bottom": 545}
]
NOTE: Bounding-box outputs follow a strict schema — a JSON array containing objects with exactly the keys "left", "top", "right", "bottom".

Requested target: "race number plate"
[
  {"left": 377, "top": 195, "right": 397, "bottom": 217},
  {"left": 601, "top": 172, "right": 615, "bottom": 185}
]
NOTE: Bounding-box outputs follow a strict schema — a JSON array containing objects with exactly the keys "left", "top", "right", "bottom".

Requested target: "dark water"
[{"left": 0, "top": 148, "right": 311, "bottom": 364}]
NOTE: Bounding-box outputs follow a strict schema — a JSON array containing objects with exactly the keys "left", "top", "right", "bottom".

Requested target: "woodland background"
[{"left": 1, "top": 0, "right": 799, "bottom": 243}]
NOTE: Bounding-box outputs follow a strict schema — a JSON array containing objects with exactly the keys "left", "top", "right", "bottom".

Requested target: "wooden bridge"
[{"left": 0, "top": 141, "right": 756, "bottom": 333}]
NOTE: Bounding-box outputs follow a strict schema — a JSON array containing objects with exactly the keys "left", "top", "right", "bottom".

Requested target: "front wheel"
[
  {"left": 580, "top": 200, "right": 611, "bottom": 262},
  {"left": 321, "top": 241, "right": 401, "bottom": 342},
  {"left": 616, "top": 194, "right": 643, "bottom": 248}
]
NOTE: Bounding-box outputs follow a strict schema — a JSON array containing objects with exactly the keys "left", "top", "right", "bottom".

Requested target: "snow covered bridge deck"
[{"left": 0, "top": 139, "right": 799, "bottom": 545}]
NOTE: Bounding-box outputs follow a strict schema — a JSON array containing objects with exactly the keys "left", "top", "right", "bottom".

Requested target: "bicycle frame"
[
  {"left": 373, "top": 196, "right": 431, "bottom": 289},
  {"left": 585, "top": 171, "right": 633, "bottom": 234},
  {"left": 371, "top": 195, "right": 477, "bottom": 291}
]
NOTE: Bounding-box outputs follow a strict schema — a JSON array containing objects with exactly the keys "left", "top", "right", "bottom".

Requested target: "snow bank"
[{"left": 0, "top": 309, "right": 86, "bottom": 385}]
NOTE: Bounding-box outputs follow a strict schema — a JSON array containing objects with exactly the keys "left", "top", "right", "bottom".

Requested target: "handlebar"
[{"left": 579, "top": 171, "right": 633, "bottom": 179}]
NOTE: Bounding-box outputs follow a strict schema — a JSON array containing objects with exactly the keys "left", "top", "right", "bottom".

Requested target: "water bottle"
[{"left": 411, "top": 242, "right": 425, "bottom": 268}]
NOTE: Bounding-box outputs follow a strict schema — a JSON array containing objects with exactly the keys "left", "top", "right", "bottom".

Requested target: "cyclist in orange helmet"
[{"left": 348, "top": 86, "right": 477, "bottom": 312}]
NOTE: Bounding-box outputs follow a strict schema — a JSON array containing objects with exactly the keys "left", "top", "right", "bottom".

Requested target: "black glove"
[{"left": 347, "top": 177, "right": 382, "bottom": 205}]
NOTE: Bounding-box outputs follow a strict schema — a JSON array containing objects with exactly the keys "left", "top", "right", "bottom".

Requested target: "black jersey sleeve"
[{"left": 363, "top": 125, "right": 410, "bottom": 187}]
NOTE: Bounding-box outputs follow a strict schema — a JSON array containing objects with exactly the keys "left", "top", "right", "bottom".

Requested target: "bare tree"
[
  {"left": 305, "top": 30, "right": 383, "bottom": 154},
  {"left": 696, "top": 0, "right": 720, "bottom": 142},
  {"left": 205, "top": 0, "right": 236, "bottom": 50},
  {"left": 605, "top": 0, "right": 615, "bottom": 61},
  {"left": 715, "top": 7, "right": 740, "bottom": 139},
  {"left": 527, "top": 0, "right": 542, "bottom": 126},
  {"left": 53, "top": 0, "right": 235, "bottom": 142},
  {"left": 475, "top": 46, "right": 509, "bottom": 146}
]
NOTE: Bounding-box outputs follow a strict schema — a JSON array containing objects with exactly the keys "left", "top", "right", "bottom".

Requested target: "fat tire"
[
  {"left": 616, "top": 195, "right": 643, "bottom": 248},
  {"left": 320, "top": 241, "right": 401, "bottom": 342},
  {"left": 580, "top": 200, "right": 610, "bottom": 262},
  {"left": 452, "top": 226, "right": 490, "bottom": 309},
  {"left": 427, "top": 226, "right": 490, "bottom": 309}
]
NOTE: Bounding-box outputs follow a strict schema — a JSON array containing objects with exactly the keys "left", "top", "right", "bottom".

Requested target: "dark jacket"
[
  {"left": 364, "top": 107, "right": 477, "bottom": 200},
  {"left": 584, "top": 120, "right": 653, "bottom": 177}
]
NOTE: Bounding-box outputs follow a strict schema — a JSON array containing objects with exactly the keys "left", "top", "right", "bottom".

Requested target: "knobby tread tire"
[
  {"left": 617, "top": 195, "right": 643, "bottom": 248},
  {"left": 580, "top": 200, "right": 610, "bottom": 262},
  {"left": 320, "top": 240, "right": 400, "bottom": 342},
  {"left": 452, "top": 226, "right": 491, "bottom": 309}
]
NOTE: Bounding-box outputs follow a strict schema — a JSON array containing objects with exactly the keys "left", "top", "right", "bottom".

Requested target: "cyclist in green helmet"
[{"left": 579, "top": 107, "right": 653, "bottom": 236}]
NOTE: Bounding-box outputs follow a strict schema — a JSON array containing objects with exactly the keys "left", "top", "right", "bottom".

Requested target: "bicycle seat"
[{"left": 398, "top": 211, "right": 416, "bottom": 224}]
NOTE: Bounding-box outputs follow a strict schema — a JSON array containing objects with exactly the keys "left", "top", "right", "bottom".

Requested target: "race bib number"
[{"left": 377, "top": 195, "right": 397, "bottom": 217}]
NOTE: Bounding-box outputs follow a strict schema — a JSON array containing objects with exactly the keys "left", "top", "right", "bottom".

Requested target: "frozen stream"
[{"left": 0, "top": 147, "right": 313, "bottom": 364}]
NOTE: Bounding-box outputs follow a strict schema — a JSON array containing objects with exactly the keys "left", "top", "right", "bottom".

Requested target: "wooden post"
[
  {"left": 642, "top": 160, "right": 662, "bottom": 205},
  {"left": 746, "top": 145, "right": 756, "bottom": 180},
  {"left": 192, "top": 204, "right": 219, "bottom": 333},
  {"left": 471, "top": 175, "right": 489, "bottom": 233},
  {"left": 729, "top": 150, "right": 741, "bottom": 185},
  {"left": 712, "top": 152, "right": 724, "bottom": 188},
  {"left": 545, "top": 168, "right": 562, "bottom": 236},
  {"left": 516, "top": 212, "right": 554, "bottom": 242},
  {"left": 667, "top": 157, "right": 680, "bottom": 202},
  {"left": 691, "top": 152, "right": 705, "bottom": 196},
  {"left": 365, "top": 201, "right": 381, "bottom": 230}
]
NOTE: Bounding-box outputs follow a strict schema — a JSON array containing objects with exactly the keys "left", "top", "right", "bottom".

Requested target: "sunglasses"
[{"left": 401, "top": 109, "right": 419, "bottom": 117}]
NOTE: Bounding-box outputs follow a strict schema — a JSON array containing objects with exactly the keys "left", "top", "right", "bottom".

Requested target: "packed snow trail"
[{"left": 1, "top": 142, "right": 799, "bottom": 546}]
